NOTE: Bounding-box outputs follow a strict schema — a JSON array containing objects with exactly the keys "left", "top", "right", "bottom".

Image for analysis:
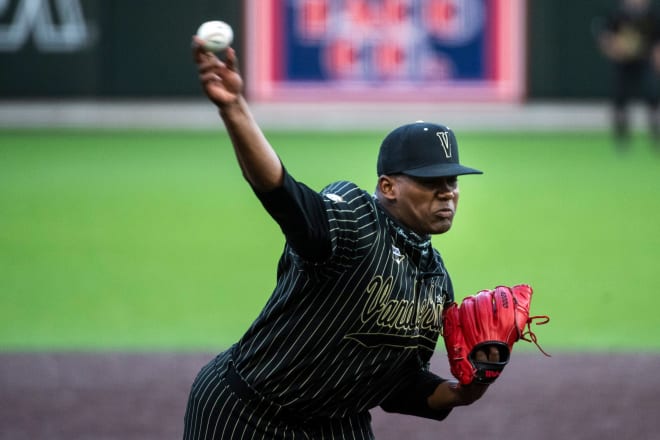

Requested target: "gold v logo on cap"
[{"left": 436, "top": 131, "right": 452, "bottom": 159}]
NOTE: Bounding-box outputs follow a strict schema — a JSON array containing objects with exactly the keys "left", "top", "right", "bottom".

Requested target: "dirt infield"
[{"left": 1, "top": 352, "right": 658, "bottom": 440}]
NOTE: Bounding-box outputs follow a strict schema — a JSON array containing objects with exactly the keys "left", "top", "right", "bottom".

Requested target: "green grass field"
[{"left": 1, "top": 129, "right": 659, "bottom": 351}]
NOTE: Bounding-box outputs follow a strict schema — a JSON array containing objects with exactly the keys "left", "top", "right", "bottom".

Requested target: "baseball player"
[
  {"left": 597, "top": 0, "right": 660, "bottom": 149},
  {"left": 184, "top": 39, "right": 502, "bottom": 440}
]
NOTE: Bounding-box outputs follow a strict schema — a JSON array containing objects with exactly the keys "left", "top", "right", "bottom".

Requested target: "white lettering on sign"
[{"left": 0, "top": 0, "right": 96, "bottom": 52}]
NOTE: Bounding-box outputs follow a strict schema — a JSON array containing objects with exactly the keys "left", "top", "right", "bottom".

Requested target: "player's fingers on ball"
[
  {"left": 191, "top": 36, "right": 208, "bottom": 62},
  {"left": 216, "top": 62, "right": 236, "bottom": 79},
  {"left": 198, "top": 56, "right": 224, "bottom": 74},
  {"left": 225, "top": 48, "right": 239, "bottom": 71},
  {"left": 194, "top": 50, "right": 218, "bottom": 68},
  {"left": 200, "top": 72, "right": 222, "bottom": 85}
]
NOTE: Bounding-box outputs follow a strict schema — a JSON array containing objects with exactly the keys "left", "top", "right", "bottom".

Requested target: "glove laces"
[{"left": 521, "top": 315, "right": 551, "bottom": 357}]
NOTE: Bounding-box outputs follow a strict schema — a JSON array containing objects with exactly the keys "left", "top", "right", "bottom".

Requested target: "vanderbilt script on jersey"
[{"left": 345, "top": 274, "right": 445, "bottom": 350}]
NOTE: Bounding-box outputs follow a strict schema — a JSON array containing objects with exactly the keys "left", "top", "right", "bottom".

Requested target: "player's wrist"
[
  {"left": 217, "top": 96, "right": 241, "bottom": 109},
  {"left": 450, "top": 381, "right": 489, "bottom": 406},
  {"left": 428, "top": 380, "right": 488, "bottom": 410}
]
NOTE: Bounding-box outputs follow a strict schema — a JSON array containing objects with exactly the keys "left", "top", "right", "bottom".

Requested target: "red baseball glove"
[{"left": 442, "top": 284, "right": 550, "bottom": 385}]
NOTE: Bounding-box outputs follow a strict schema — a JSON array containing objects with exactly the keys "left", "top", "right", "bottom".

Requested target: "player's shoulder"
[{"left": 320, "top": 180, "right": 372, "bottom": 206}]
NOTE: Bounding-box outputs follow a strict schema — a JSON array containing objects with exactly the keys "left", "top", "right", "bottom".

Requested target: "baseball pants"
[{"left": 183, "top": 350, "right": 375, "bottom": 439}]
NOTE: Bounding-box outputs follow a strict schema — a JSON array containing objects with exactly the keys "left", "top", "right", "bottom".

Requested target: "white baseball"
[{"left": 196, "top": 20, "right": 233, "bottom": 52}]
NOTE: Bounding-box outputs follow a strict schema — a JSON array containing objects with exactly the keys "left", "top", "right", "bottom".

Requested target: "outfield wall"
[{"left": 0, "top": 0, "right": 630, "bottom": 100}]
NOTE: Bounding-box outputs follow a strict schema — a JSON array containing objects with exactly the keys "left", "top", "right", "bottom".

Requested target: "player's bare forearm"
[
  {"left": 219, "top": 97, "right": 284, "bottom": 191},
  {"left": 192, "top": 40, "right": 283, "bottom": 191},
  {"left": 427, "top": 380, "right": 489, "bottom": 410}
]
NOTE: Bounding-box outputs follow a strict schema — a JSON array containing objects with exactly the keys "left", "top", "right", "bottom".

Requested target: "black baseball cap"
[{"left": 377, "top": 121, "right": 483, "bottom": 177}]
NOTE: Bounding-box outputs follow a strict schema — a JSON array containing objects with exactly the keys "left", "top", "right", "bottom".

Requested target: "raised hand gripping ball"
[{"left": 196, "top": 20, "right": 233, "bottom": 52}]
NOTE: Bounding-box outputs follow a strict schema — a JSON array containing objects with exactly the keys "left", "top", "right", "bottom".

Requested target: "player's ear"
[{"left": 377, "top": 175, "right": 398, "bottom": 201}]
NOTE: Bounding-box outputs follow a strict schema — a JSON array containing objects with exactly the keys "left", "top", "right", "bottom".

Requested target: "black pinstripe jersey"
[{"left": 232, "top": 172, "right": 454, "bottom": 421}]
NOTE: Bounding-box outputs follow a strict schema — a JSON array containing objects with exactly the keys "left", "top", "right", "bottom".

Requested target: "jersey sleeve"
[
  {"left": 253, "top": 168, "right": 332, "bottom": 262},
  {"left": 379, "top": 368, "right": 452, "bottom": 421},
  {"left": 253, "top": 170, "right": 377, "bottom": 268}
]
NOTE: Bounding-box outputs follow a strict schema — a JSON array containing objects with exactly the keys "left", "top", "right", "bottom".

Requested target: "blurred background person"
[{"left": 597, "top": 0, "right": 660, "bottom": 150}]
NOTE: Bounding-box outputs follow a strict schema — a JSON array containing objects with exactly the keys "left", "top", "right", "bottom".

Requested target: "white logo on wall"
[{"left": 0, "top": 0, "right": 96, "bottom": 52}]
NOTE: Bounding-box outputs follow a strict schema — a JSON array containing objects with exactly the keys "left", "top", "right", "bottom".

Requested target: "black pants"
[
  {"left": 611, "top": 60, "right": 660, "bottom": 141},
  {"left": 183, "top": 350, "right": 374, "bottom": 439}
]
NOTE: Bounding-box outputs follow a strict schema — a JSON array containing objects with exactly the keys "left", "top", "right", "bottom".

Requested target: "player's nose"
[{"left": 435, "top": 186, "right": 456, "bottom": 199}]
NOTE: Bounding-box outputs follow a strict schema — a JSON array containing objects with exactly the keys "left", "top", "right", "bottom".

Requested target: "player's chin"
[{"left": 428, "top": 218, "right": 453, "bottom": 235}]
